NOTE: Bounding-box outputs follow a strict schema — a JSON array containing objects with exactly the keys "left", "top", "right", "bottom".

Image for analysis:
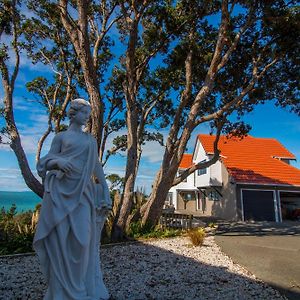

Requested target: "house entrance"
[
  {"left": 280, "top": 191, "right": 300, "bottom": 221},
  {"left": 177, "top": 191, "right": 197, "bottom": 212}
]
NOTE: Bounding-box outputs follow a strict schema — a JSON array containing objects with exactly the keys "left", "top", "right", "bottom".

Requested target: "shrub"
[
  {"left": 0, "top": 205, "right": 38, "bottom": 255},
  {"left": 208, "top": 222, "right": 217, "bottom": 229},
  {"left": 187, "top": 227, "right": 206, "bottom": 246},
  {"left": 127, "top": 221, "right": 182, "bottom": 239}
]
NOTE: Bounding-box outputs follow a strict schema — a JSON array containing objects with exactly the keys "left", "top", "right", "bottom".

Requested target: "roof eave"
[{"left": 236, "top": 182, "right": 300, "bottom": 188}]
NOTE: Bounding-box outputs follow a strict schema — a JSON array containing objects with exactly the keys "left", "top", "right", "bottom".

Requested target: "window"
[
  {"left": 183, "top": 192, "right": 196, "bottom": 201},
  {"left": 197, "top": 160, "right": 207, "bottom": 176},
  {"left": 208, "top": 190, "right": 221, "bottom": 201},
  {"left": 198, "top": 168, "right": 207, "bottom": 176},
  {"left": 178, "top": 169, "right": 187, "bottom": 182},
  {"left": 166, "top": 192, "right": 173, "bottom": 206}
]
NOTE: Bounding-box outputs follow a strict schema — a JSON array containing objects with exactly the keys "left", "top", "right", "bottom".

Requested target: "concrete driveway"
[{"left": 215, "top": 222, "right": 300, "bottom": 300}]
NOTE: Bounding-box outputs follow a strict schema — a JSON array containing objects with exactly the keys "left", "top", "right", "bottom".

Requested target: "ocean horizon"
[{"left": 0, "top": 191, "right": 41, "bottom": 213}]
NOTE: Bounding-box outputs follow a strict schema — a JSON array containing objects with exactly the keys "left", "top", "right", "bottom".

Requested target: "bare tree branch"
[
  {"left": 39, "top": 49, "right": 62, "bottom": 76},
  {"left": 11, "top": 10, "right": 20, "bottom": 90},
  {"left": 194, "top": 56, "right": 280, "bottom": 128},
  {"left": 172, "top": 120, "right": 224, "bottom": 186},
  {"left": 217, "top": 3, "right": 256, "bottom": 72}
]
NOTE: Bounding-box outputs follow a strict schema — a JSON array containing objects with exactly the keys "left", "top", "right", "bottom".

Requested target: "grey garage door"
[{"left": 242, "top": 190, "right": 276, "bottom": 221}]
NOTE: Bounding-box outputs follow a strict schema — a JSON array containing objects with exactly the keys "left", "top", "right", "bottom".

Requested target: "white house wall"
[
  {"left": 169, "top": 172, "right": 195, "bottom": 210},
  {"left": 193, "top": 140, "right": 222, "bottom": 187}
]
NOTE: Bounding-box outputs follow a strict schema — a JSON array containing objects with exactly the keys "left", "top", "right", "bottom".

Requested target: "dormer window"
[
  {"left": 280, "top": 159, "right": 291, "bottom": 165},
  {"left": 272, "top": 156, "right": 295, "bottom": 165}
]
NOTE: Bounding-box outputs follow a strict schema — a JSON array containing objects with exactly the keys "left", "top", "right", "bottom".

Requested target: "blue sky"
[
  {"left": 0, "top": 82, "right": 299, "bottom": 194},
  {"left": 0, "top": 5, "right": 299, "bottom": 194}
]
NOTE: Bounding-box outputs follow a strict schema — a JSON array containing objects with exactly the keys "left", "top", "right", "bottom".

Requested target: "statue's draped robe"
[{"left": 33, "top": 133, "right": 110, "bottom": 300}]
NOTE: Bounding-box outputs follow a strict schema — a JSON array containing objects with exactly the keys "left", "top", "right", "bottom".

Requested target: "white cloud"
[
  {"left": 141, "top": 140, "right": 165, "bottom": 163},
  {"left": 0, "top": 144, "right": 11, "bottom": 151},
  {"left": 103, "top": 165, "right": 126, "bottom": 178},
  {"left": 0, "top": 115, "right": 52, "bottom": 154},
  {"left": 13, "top": 96, "right": 45, "bottom": 112},
  {"left": 5, "top": 43, "right": 52, "bottom": 74},
  {"left": 0, "top": 168, "right": 30, "bottom": 191}
]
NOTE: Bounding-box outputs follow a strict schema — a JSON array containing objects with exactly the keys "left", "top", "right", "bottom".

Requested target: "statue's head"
[{"left": 68, "top": 98, "right": 91, "bottom": 121}]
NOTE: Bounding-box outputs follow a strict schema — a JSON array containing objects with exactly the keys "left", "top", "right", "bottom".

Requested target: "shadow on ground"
[
  {"left": 101, "top": 237, "right": 285, "bottom": 299},
  {"left": 0, "top": 236, "right": 286, "bottom": 300},
  {"left": 216, "top": 221, "right": 300, "bottom": 236},
  {"left": 215, "top": 221, "right": 300, "bottom": 300}
]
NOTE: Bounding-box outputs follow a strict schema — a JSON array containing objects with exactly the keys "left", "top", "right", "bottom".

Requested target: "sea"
[{"left": 0, "top": 191, "right": 41, "bottom": 213}]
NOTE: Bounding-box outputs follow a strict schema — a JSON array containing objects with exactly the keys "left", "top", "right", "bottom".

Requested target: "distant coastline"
[{"left": 0, "top": 191, "right": 41, "bottom": 213}]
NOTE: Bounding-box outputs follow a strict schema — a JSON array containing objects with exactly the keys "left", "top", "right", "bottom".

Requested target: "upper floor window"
[
  {"left": 198, "top": 168, "right": 207, "bottom": 176},
  {"left": 197, "top": 160, "right": 207, "bottom": 176}
]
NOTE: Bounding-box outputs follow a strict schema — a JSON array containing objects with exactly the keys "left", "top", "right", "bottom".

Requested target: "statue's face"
[{"left": 73, "top": 105, "right": 91, "bottom": 126}]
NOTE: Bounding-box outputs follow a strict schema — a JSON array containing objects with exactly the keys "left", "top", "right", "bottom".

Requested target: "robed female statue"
[{"left": 33, "top": 99, "right": 111, "bottom": 300}]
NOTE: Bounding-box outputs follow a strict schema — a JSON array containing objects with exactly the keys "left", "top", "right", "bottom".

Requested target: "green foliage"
[
  {"left": 0, "top": 205, "right": 39, "bottom": 255},
  {"left": 208, "top": 222, "right": 217, "bottom": 229},
  {"left": 128, "top": 221, "right": 182, "bottom": 239},
  {"left": 187, "top": 227, "right": 206, "bottom": 246},
  {"left": 106, "top": 174, "right": 125, "bottom": 191}
]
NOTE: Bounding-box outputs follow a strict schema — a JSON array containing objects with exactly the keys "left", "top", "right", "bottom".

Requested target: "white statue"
[{"left": 33, "top": 98, "right": 111, "bottom": 300}]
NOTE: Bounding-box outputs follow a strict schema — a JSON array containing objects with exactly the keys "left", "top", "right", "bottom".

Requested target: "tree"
[
  {"left": 28, "top": 0, "right": 126, "bottom": 161},
  {"left": 58, "top": 0, "right": 121, "bottom": 152},
  {"left": 140, "top": 0, "right": 300, "bottom": 227},
  {"left": 0, "top": 0, "right": 43, "bottom": 197},
  {"left": 0, "top": 0, "right": 123, "bottom": 197},
  {"left": 111, "top": 0, "right": 183, "bottom": 240},
  {"left": 1, "top": 0, "right": 298, "bottom": 235},
  {"left": 106, "top": 173, "right": 124, "bottom": 191},
  {"left": 24, "top": 0, "right": 84, "bottom": 160}
]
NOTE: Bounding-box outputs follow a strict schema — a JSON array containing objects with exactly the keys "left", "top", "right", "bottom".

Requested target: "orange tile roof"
[
  {"left": 198, "top": 134, "right": 300, "bottom": 186},
  {"left": 179, "top": 154, "right": 194, "bottom": 169}
]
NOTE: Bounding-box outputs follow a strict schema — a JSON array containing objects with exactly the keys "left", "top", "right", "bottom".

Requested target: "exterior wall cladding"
[
  {"left": 169, "top": 135, "right": 300, "bottom": 222},
  {"left": 169, "top": 141, "right": 238, "bottom": 220}
]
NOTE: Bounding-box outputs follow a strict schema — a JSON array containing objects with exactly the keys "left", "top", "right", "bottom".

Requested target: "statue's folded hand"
[{"left": 56, "top": 159, "right": 73, "bottom": 173}]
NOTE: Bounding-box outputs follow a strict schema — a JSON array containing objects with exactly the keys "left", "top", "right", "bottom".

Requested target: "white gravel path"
[{"left": 0, "top": 235, "right": 286, "bottom": 300}]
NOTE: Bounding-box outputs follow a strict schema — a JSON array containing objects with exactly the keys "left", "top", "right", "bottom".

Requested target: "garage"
[
  {"left": 242, "top": 190, "right": 277, "bottom": 221},
  {"left": 280, "top": 191, "right": 300, "bottom": 221}
]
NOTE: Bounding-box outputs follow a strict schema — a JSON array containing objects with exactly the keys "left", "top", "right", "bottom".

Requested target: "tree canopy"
[{"left": 0, "top": 0, "right": 299, "bottom": 238}]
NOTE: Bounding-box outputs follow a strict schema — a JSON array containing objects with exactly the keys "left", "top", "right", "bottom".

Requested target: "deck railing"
[{"left": 160, "top": 213, "right": 193, "bottom": 230}]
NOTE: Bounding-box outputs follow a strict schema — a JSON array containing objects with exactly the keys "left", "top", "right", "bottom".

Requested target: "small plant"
[
  {"left": 208, "top": 222, "right": 217, "bottom": 229},
  {"left": 188, "top": 227, "right": 206, "bottom": 246}
]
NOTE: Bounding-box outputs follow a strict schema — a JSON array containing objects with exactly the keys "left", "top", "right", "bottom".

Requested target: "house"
[{"left": 167, "top": 134, "right": 300, "bottom": 222}]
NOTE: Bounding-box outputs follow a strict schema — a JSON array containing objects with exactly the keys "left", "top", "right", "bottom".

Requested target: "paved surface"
[{"left": 215, "top": 222, "right": 300, "bottom": 300}]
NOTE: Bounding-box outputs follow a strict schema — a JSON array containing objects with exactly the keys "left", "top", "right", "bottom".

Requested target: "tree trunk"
[
  {"left": 4, "top": 93, "right": 43, "bottom": 198},
  {"left": 111, "top": 14, "right": 141, "bottom": 241},
  {"left": 10, "top": 134, "right": 44, "bottom": 198},
  {"left": 111, "top": 111, "right": 138, "bottom": 241},
  {"left": 0, "top": 1, "right": 44, "bottom": 198},
  {"left": 141, "top": 162, "right": 178, "bottom": 227},
  {"left": 36, "top": 125, "right": 52, "bottom": 162},
  {"left": 59, "top": 0, "right": 103, "bottom": 148}
]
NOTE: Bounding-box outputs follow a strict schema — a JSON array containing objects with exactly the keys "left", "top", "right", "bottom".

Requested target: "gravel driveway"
[{"left": 0, "top": 234, "right": 286, "bottom": 300}]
